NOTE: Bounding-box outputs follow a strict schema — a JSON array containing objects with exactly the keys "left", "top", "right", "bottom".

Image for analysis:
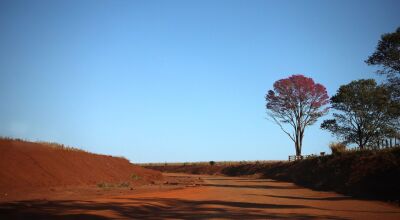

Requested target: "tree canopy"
[
  {"left": 366, "top": 27, "right": 400, "bottom": 77},
  {"left": 266, "top": 74, "right": 329, "bottom": 156},
  {"left": 321, "top": 79, "right": 398, "bottom": 149},
  {"left": 366, "top": 26, "right": 400, "bottom": 135}
]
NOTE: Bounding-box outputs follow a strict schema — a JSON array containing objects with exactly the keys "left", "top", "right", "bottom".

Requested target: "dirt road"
[{"left": 1, "top": 173, "right": 400, "bottom": 219}]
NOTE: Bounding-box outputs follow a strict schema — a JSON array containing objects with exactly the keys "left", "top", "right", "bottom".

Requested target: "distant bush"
[
  {"left": 329, "top": 142, "right": 347, "bottom": 155},
  {"left": 131, "top": 173, "right": 141, "bottom": 180},
  {"left": 209, "top": 161, "right": 215, "bottom": 166}
]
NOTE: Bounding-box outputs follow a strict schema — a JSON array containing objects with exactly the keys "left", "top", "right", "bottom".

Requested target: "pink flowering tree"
[{"left": 265, "top": 75, "right": 329, "bottom": 156}]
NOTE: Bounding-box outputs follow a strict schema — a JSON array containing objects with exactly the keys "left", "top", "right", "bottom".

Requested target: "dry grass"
[
  {"left": 37, "top": 141, "right": 87, "bottom": 152},
  {"left": 329, "top": 142, "right": 347, "bottom": 155},
  {"left": 1, "top": 136, "right": 87, "bottom": 153}
]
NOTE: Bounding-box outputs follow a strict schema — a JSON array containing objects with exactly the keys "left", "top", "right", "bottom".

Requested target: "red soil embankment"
[{"left": 0, "top": 138, "right": 162, "bottom": 193}]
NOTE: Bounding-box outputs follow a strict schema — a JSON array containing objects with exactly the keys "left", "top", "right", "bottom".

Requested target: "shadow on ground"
[
  {"left": 0, "top": 197, "right": 346, "bottom": 220},
  {"left": 2, "top": 176, "right": 399, "bottom": 219},
  {"left": 202, "top": 183, "right": 300, "bottom": 190},
  {"left": 262, "top": 194, "right": 353, "bottom": 201}
]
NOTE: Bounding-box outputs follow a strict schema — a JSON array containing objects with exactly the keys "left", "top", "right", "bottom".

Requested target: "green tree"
[
  {"left": 366, "top": 27, "right": 400, "bottom": 77},
  {"left": 321, "top": 79, "right": 398, "bottom": 149},
  {"left": 366, "top": 27, "right": 400, "bottom": 136}
]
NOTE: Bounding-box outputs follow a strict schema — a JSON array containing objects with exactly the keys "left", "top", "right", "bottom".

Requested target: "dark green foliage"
[
  {"left": 321, "top": 79, "right": 397, "bottom": 149},
  {"left": 209, "top": 161, "right": 215, "bottom": 166},
  {"left": 366, "top": 27, "right": 400, "bottom": 76},
  {"left": 366, "top": 27, "right": 400, "bottom": 132}
]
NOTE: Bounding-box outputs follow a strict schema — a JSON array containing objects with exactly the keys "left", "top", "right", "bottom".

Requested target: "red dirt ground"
[
  {"left": 1, "top": 173, "right": 400, "bottom": 219},
  {"left": 0, "top": 138, "right": 162, "bottom": 200}
]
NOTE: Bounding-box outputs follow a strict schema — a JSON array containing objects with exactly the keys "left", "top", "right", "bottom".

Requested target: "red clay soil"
[
  {"left": 0, "top": 138, "right": 162, "bottom": 197},
  {"left": 2, "top": 174, "right": 400, "bottom": 219}
]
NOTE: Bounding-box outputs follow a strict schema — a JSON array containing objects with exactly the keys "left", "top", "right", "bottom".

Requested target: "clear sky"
[{"left": 0, "top": 0, "right": 399, "bottom": 163}]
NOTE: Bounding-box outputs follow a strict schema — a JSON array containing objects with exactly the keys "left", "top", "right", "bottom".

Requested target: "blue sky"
[{"left": 0, "top": 0, "right": 399, "bottom": 163}]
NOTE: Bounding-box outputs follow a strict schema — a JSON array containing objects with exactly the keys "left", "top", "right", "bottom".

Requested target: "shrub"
[
  {"left": 209, "top": 161, "right": 215, "bottom": 166},
  {"left": 131, "top": 174, "right": 141, "bottom": 180},
  {"left": 329, "top": 142, "right": 347, "bottom": 155}
]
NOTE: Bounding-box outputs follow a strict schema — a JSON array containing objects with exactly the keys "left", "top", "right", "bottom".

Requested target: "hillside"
[
  {"left": 0, "top": 138, "right": 162, "bottom": 194},
  {"left": 147, "top": 148, "right": 400, "bottom": 201}
]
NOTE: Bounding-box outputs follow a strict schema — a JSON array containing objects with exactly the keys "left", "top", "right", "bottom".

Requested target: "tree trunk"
[
  {"left": 295, "top": 143, "right": 301, "bottom": 156},
  {"left": 357, "top": 125, "right": 364, "bottom": 150},
  {"left": 299, "top": 129, "right": 304, "bottom": 156},
  {"left": 359, "top": 140, "right": 364, "bottom": 150},
  {"left": 294, "top": 128, "right": 303, "bottom": 156}
]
